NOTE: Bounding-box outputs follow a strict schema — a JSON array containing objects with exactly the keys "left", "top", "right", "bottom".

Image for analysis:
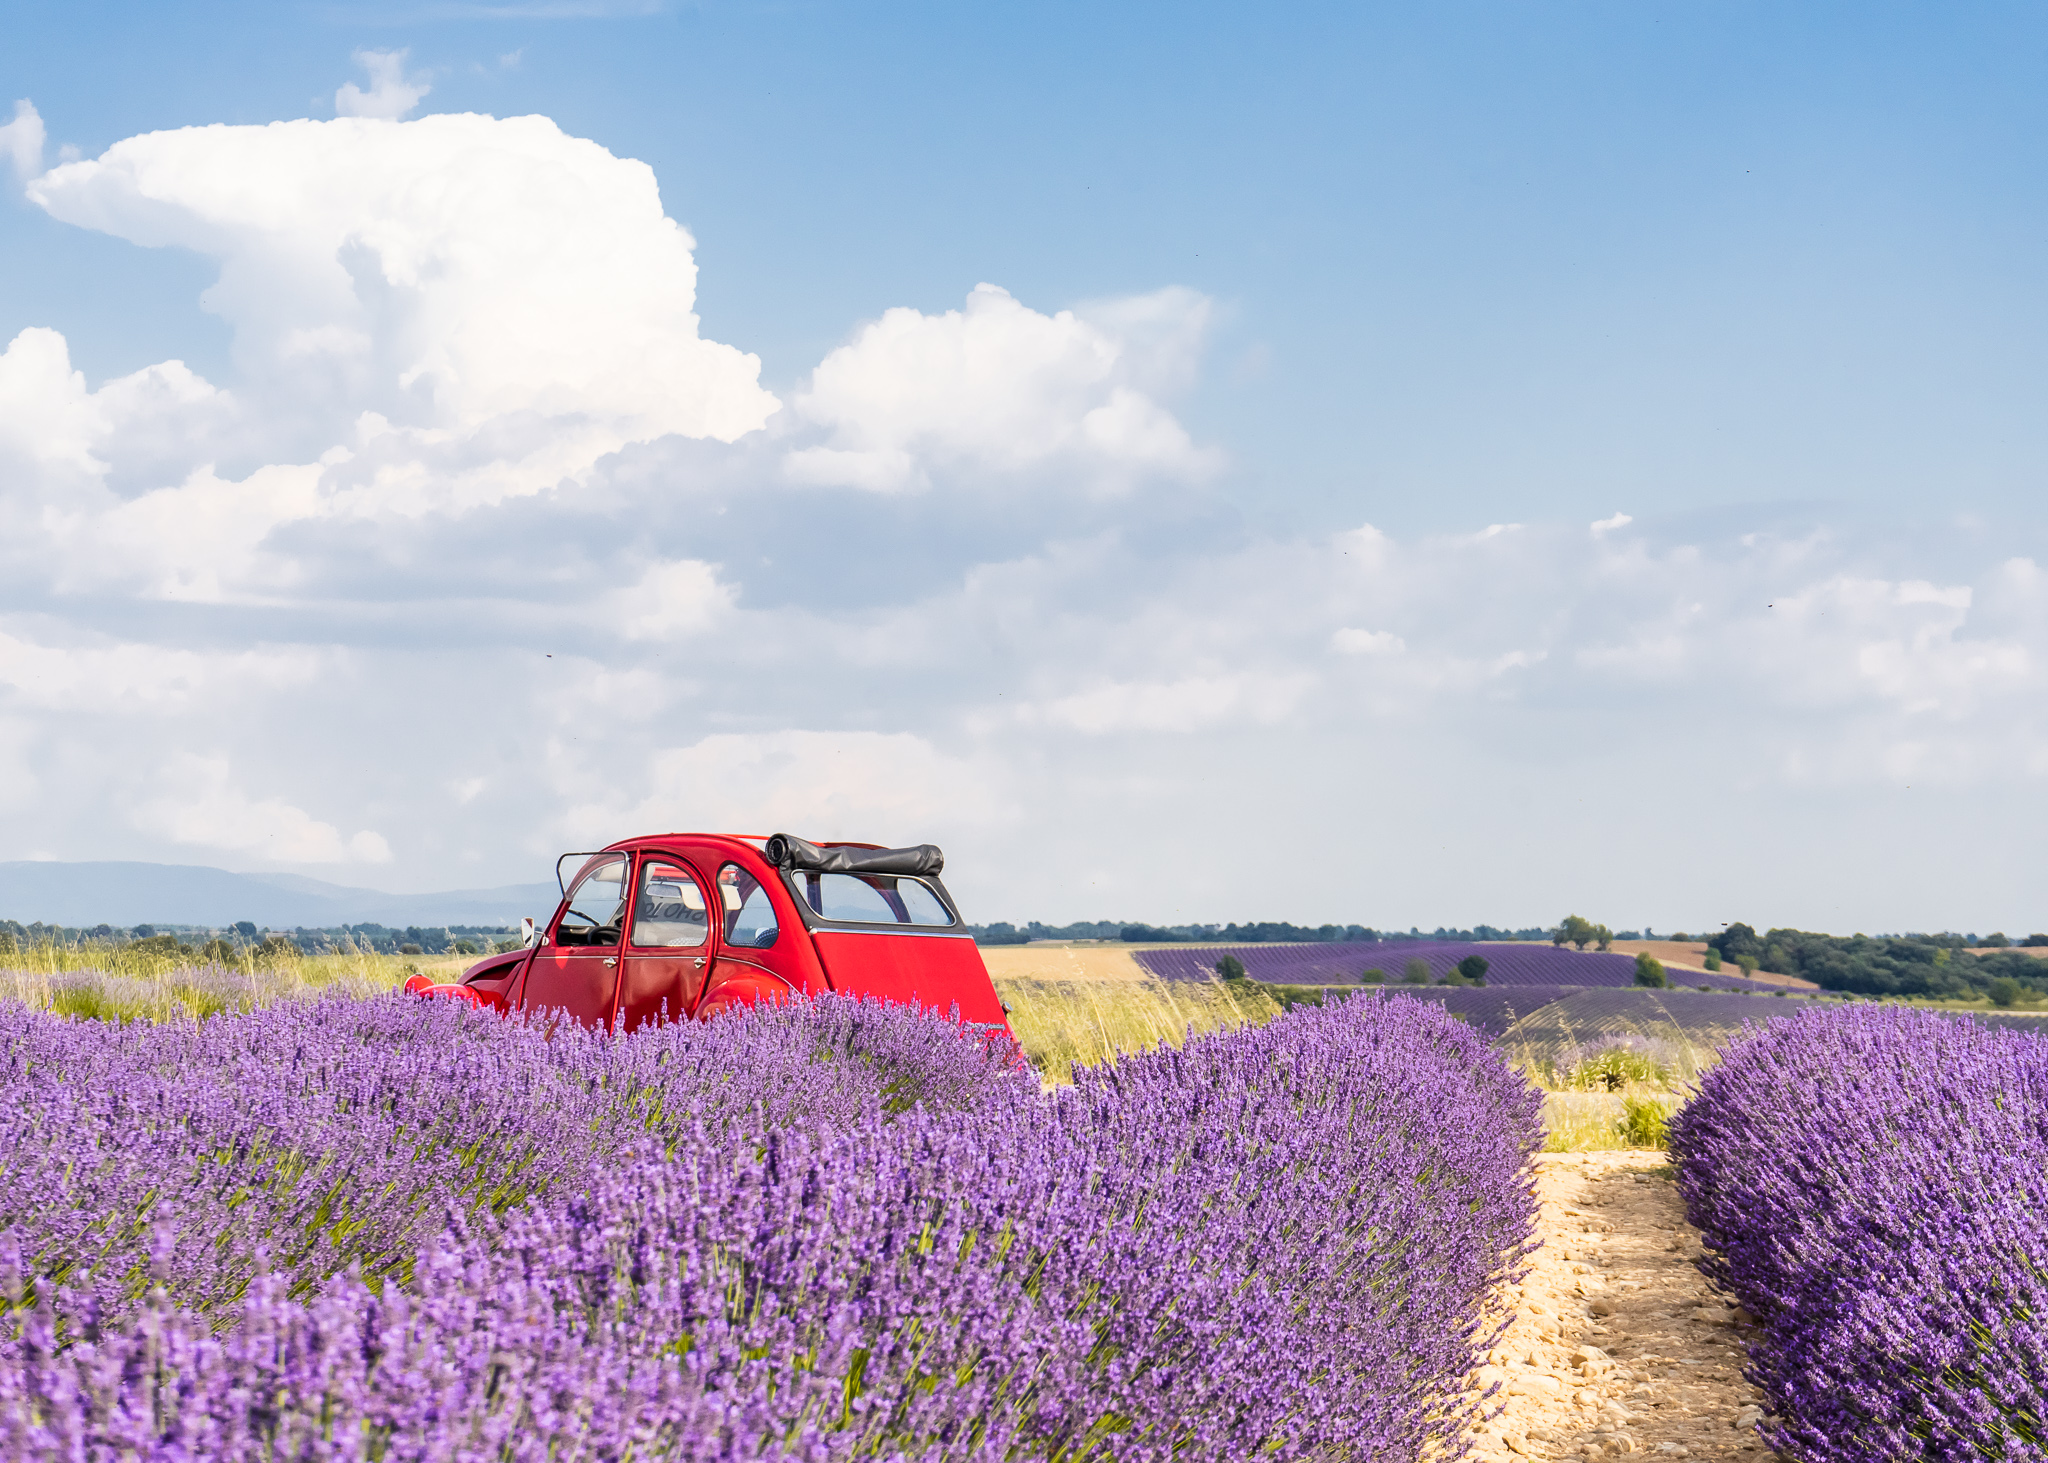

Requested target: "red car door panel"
[
  {"left": 520, "top": 947, "right": 620, "bottom": 1028},
  {"left": 616, "top": 855, "right": 715, "bottom": 1030},
  {"left": 522, "top": 852, "right": 628, "bottom": 1029}
]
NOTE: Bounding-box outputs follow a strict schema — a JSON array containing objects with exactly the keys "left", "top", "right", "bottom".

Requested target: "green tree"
[
  {"left": 1595, "top": 925, "right": 1614, "bottom": 952},
  {"left": 1216, "top": 954, "right": 1248, "bottom": 982},
  {"left": 1703, "top": 949, "right": 1722, "bottom": 971},
  {"left": 1360, "top": 967, "right": 1387, "bottom": 983},
  {"left": 1736, "top": 954, "right": 1759, "bottom": 977},
  {"left": 1456, "top": 954, "right": 1490, "bottom": 985},
  {"left": 1988, "top": 976, "right": 2027, "bottom": 1008},
  {"left": 1401, "top": 957, "right": 1430, "bottom": 984},
  {"left": 1556, "top": 915, "right": 1599, "bottom": 951},
  {"left": 1633, "top": 952, "right": 1668, "bottom": 988}
]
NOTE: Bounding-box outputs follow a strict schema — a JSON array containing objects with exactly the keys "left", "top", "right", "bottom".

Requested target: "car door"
[
  {"left": 520, "top": 852, "right": 629, "bottom": 1029},
  {"left": 615, "top": 854, "right": 715, "bottom": 1030},
  {"left": 695, "top": 860, "right": 802, "bottom": 1017}
]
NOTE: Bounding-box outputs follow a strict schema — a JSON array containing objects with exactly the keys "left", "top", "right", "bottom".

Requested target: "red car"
[{"left": 406, "top": 832, "right": 1011, "bottom": 1036}]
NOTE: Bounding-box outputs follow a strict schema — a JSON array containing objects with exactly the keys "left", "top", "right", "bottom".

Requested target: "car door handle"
[
  {"left": 603, "top": 957, "right": 618, "bottom": 967},
  {"left": 694, "top": 956, "right": 707, "bottom": 968}
]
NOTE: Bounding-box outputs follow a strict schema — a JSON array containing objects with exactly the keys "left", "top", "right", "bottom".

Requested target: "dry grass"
[
  {"left": 0, "top": 945, "right": 474, "bottom": 1021},
  {"left": 990, "top": 969, "right": 1280, "bottom": 1084},
  {"left": 1538, "top": 1089, "right": 1683, "bottom": 1152}
]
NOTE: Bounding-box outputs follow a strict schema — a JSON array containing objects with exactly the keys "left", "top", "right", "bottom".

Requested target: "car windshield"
[
  {"left": 557, "top": 855, "right": 628, "bottom": 945},
  {"left": 786, "top": 871, "right": 954, "bottom": 926}
]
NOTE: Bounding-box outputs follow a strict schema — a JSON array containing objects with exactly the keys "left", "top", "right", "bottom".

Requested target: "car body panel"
[{"left": 808, "top": 929, "right": 1005, "bottom": 1024}]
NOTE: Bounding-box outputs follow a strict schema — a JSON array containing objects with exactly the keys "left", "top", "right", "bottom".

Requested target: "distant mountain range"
[{"left": 0, "top": 862, "right": 560, "bottom": 930}]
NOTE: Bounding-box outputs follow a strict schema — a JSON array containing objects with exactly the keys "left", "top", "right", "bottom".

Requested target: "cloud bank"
[{"left": 0, "top": 82, "right": 2040, "bottom": 929}]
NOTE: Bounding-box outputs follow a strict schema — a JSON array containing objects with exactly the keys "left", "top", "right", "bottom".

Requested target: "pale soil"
[
  {"left": 978, "top": 945, "right": 1150, "bottom": 981},
  {"left": 1607, "top": 942, "right": 1816, "bottom": 991},
  {"left": 1468, "top": 1152, "right": 1770, "bottom": 1461}
]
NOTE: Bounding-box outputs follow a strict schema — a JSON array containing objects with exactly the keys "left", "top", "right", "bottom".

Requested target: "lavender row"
[
  {"left": 0, "top": 991, "right": 1542, "bottom": 1460},
  {"left": 1669, "top": 1007, "right": 2048, "bottom": 1461},
  {"left": 1132, "top": 940, "right": 1776, "bottom": 991}
]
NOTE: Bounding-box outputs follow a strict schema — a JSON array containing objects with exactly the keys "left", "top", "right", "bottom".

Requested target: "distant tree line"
[
  {"left": 1707, "top": 924, "right": 2048, "bottom": 1003},
  {"left": 0, "top": 919, "right": 521, "bottom": 959}
]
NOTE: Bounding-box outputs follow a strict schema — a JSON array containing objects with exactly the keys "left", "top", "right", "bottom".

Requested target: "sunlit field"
[{"left": 0, "top": 945, "right": 472, "bottom": 1022}]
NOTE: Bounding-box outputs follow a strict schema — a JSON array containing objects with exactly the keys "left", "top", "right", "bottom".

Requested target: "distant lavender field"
[
  {"left": 1380, "top": 985, "right": 1587, "bottom": 1037},
  {"left": 1132, "top": 941, "right": 1775, "bottom": 992}
]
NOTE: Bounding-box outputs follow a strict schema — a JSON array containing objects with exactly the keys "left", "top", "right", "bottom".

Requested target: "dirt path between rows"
[{"left": 1466, "top": 1152, "right": 1771, "bottom": 1461}]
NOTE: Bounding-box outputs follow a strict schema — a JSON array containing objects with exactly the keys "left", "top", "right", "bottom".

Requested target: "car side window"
[
  {"left": 557, "top": 855, "right": 628, "bottom": 945},
  {"left": 630, "top": 859, "right": 709, "bottom": 948},
  {"left": 718, "top": 863, "right": 779, "bottom": 949}
]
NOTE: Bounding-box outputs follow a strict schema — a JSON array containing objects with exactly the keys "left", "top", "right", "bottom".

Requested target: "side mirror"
[{"left": 521, "top": 917, "right": 538, "bottom": 948}]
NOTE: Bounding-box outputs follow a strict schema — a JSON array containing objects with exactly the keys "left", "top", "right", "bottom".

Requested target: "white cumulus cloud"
[
  {"left": 608, "top": 560, "right": 734, "bottom": 641},
  {"left": 335, "top": 49, "right": 431, "bottom": 120},
  {"left": 1029, "top": 673, "right": 1315, "bottom": 735},
  {"left": 135, "top": 755, "right": 392, "bottom": 864},
  {"left": 563, "top": 731, "right": 1008, "bottom": 844},
  {"left": 0, "top": 99, "right": 44, "bottom": 182},
  {"left": 1331, "top": 628, "right": 1405, "bottom": 656},
  {"left": 27, "top": 111, "right": 776, "bottom": 452},
  {"left": 786, "top": 283, "right": 1214, "bottom": 492}
]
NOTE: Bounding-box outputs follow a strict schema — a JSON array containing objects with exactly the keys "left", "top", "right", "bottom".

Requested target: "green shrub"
[
  {"left": 1566, "top": 1044, "right": 1669, "bottom": 1091},
  {"left": 1633, "top": 952, "right": 1667, "bottom": 988},
  {"left": 1988, "top": 976, "right": 2027, "bottom": 1009},
  {"left": 1401, "top": 957, "right": 1430, "bottom": 984},
  {"left": 1620, "top": 1095, "right": 1671, "bottom": 1148},
  {"left": 1215, "top": 954, "right": 1248, "bottom": 982},
  {"left": 1736, "top": 954, "right": 1760, "bottom": 976},
  {"left": 1359, "top": 967, "right": 1386, "bottom": 983},
  {"left": 1456, "top": 954, "right": 1489, "bottom": 986},
  {"left": 1703, "top": 949, "right": 1722, "bottom": 971}
]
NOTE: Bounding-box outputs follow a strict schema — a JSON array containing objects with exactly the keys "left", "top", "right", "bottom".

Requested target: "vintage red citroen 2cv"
[{"left": 405, "top": 832, "right": 1011, "bottom": 1036}]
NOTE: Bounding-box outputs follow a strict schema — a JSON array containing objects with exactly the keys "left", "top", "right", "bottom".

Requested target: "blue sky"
[{"left": 2, "top": 2, "right": 2046, "bottom": 931}]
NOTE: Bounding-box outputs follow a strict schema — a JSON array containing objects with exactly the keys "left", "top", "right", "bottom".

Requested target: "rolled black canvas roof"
[{"left": 765, "top": 833, "right": 945, "bottom": 877}]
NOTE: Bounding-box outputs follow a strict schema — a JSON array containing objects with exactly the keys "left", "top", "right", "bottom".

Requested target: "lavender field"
[
  {"left": 1132, "top": 940, "right": 1778, "bottom": 992},
  {"left": 1672, "top": 1008, "right": 2048, "bottom": 1459},
  {"left": 0, "top": 990, "right": 1541, "bottom": 1460}
]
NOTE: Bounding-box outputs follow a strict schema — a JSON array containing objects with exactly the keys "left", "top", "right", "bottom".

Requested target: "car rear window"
[
  {"left": 787, "top": 872, "right": 954, "bottom": 927},
  {"left": 719, "top": 863, "right": 780, "bottom": 948}
]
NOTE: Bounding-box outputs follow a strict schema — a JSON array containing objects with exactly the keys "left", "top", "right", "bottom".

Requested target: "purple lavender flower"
[
  {"left": 0, "top": 989, "right": 1540, "bottom": 1460},
  {"left": 1670, "top": 1005, "right": 2048, "bottom": 1461}
]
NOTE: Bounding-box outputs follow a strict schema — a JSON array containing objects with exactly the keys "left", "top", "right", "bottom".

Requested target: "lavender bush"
[
  {"left": 1670, "top": 1006, "right": 2048, "bottom": 1461},
  {"left": 0, "top": 990, "right": 1540, "bottom": 1461}
]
